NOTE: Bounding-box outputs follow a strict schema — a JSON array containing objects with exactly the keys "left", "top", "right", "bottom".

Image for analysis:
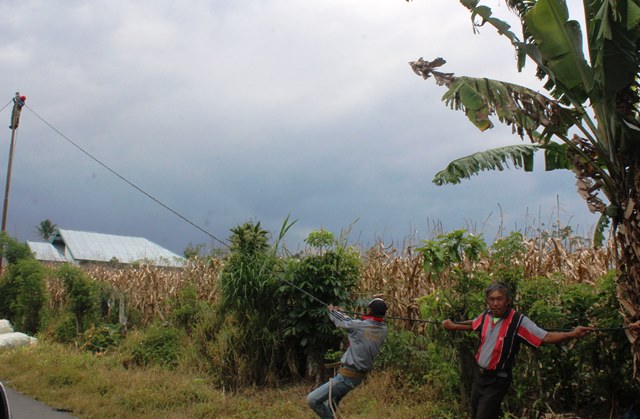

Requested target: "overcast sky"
[{"left": 0, "top": 0, "right": 597, "bottom": 255}]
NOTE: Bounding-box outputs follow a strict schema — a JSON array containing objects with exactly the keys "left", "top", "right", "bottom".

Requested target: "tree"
[
  {"left": 0, "top": 234, "right": 45, "bottom": 334},
  {"left": 409, "top": 0, "right": 640, "bottom": 374},
  {"left": 36, "top": 219, "right": 57, "bottom": 241}
]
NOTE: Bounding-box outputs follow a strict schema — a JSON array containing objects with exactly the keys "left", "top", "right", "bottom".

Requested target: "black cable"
[
  {"left": 278, "top": 275, "right": 631, "bottom": 330},
  {"left": 25, "top": 102, "right": 630, "bottom": 332},
  {"left": 0, "top": 100, "right": 12, "bottom": 113},
  {"left": 24, "top": 105, "right": 230, "bottom": 249},
  {"left": 278, "top": 274, "right": 447, "bottom": 325}
]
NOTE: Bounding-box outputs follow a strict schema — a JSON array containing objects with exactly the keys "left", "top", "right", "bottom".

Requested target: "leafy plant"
[
  {"left": 80, "top": 325, "right": 122, "bottom": 353},
  {"left": 130, "top": 324, "right": 182, "bottom": 368},
  {"left": 56, "top": 264, "right": 99, "bottom": 333},
  {"left": 0, "top": 232, "right": 35, "bottom": 264},
  {"left": 0, "top": 259, "right": 47, "bottom": 334},
  {"left": 212, "top": 219, "right": 293, "bottom": 387},
  {"left": 169, "top": 284, "right": 209, "bottom": 334},
  {"left": 278, "top": 228, "right": 361, "bottom": 382}
]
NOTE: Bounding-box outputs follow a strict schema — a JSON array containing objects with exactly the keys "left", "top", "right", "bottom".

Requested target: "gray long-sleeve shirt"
[{"left": 329, "top": 310, "right": 387, "bottom": 373}]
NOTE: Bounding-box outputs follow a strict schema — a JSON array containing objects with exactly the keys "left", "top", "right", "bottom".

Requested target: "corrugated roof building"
[{"left": 28, "top": 229, "right": 185, "bottom": 268}]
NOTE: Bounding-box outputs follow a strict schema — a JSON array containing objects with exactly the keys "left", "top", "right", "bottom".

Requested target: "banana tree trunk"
[{"left": 614, "top": 190, "right": 640, "bottom": 380}]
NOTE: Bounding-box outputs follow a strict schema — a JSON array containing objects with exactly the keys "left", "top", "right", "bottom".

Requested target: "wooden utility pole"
[{"left": 0, "top": 92, "right": 26, "bottom": 274}]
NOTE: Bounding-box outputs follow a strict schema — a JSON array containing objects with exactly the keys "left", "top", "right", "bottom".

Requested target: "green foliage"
[
  {"left": 210, "top": 220, "right": 291, "bottom": 387},
  {"left": 0, "top": 258, "right": 47, "bottom": 334},
  {"left": 0, "top": 233, "right": 34, "bottom": 264},
  {"left": 278, "top": 229, "right": 361, "bottom": 381},
  {"left": 433, "top": 144, "right": 537, "bottom": 186},
  {"left": 48, "top": 313, "right": 78, "bottom": 344},
  {"left": 280, "top": 248, "right": 360, "bottom": 347},
  {"left": 56, "top": 264, "right": 99, "bottom": 333},
  {"left": 36, "top": 219, "right": 58, "bottom": 241},
  {"left": 489, "top": 232, "right": 526, "bottom": 289},
  {"left": 304, "top": 228, "right": 334, "bottom": 250},
  {"left": 80, "top": 325, "right": 122, "bottom": 353},
  {"left": 418, "top": 230, "right": 489, "bottom": 321},
  {"left": 130, "top": 324, "right": 182, "bottom": 368},
  {"left": 418, "top": 229, "right": 486, "bottom": 274},
  {"left": 228, "top": 221, "right": 269, "bottom": 254},
  {"left": 376, "top": 327, "right": 458, "bottom": 390},
  {"left": 183, "top": 242, "right": 205, "bottom": 259},
  {"left": 169, "top": 284, "right": 210, "bottom": 333}
]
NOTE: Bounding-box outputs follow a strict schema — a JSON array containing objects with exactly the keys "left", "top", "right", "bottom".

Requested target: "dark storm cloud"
[{"left": 0, "top": 1, "right": 597, "bottom": 254}]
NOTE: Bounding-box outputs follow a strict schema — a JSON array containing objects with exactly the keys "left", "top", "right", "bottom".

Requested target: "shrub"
[
  {"left": 56, "top": 264, "right": 99, "bottom": 333},
  {"left": 0, "top": 232, "right": 34, "bottom": 264},
  {"left": 279, "top": 238, "right": 361, "bottom": 382},
  {"left": 212, "top": 221, "right": 291, "bottom": 387},
  {"left": 80, "top": 325, "right": 122, "bottom": 353},
  {"left": 130, "top": 324, "right": 182, "bottom": 368},
  {"left": 169, "top": 284, "right": 210, "bottom": 334},
  {"left": 0, "top": 259, "right": 47, "bottom": 334},
  {"left": 49, "top": 313, "right": 79, "bottom": 343}
]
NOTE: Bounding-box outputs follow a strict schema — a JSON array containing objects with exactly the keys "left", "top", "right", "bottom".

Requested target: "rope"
[
  {"left": 277, "top": 275, "right": 631, "bottom": 331},
  {"left": 24, "top": 105, "right": 230, "bottom": 249},
  {"left": 328, "top": 377, "right": 338, "bottom": 418}
]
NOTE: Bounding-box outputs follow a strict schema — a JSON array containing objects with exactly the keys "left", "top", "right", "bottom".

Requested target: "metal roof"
[
  {"left": 47, "top": 229, "right": 185, "bottom": 267},
  {"left": 27, "top": 241, "right": 67, "bottom": 262}
]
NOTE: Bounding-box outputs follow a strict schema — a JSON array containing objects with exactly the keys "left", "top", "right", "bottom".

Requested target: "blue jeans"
[{"left": 307, "top": 373, "right": 364, "bottom": 419}]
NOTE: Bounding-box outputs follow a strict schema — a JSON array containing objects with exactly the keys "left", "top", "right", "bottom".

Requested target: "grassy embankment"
[{"left": 0, "top": 341, "right": 447, "bottom": 418}]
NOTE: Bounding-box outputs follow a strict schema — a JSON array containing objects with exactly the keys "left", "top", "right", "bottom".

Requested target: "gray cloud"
[{"left": 0, "top": 1, "right": 598, "bottom": 254}]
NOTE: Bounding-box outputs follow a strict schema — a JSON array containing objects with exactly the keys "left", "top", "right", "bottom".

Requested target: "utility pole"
[{"left": 0, "top": 92, "right": 26, "bottom": 274}]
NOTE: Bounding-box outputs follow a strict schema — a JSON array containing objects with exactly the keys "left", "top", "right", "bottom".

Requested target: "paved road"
[{"left": 2, "top": 384, "right": 75, "bottom": 419}]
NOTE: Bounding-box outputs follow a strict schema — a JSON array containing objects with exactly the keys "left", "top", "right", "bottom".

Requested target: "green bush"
[
  {"left": 80, "top": 325, "right": 122, "bottom": 353},
  {"left": 0, "top": 258, "right": 47, "bottom": 334},
  {"left": 130, "top": 324, "right": 182, "bottom": 368},
  {"left": 211, "top": 221, "right": 292, "bottom": 387},
  {"left": 0, "top": 233, "right": 34, "bottom": 264},
  {"left": 49, "top": 313, "right": 79, "bottom": 343},
  {"left": 376, "top": 327, "right": 458, "bottom": 393},
  {"left": 278, "top": 229, "right": 361, "bottom": 382},
  {"left": 169, "top": 285, "right": 210, "bottom": 334},
  {"left": 56, "top": 264, "right": 99, "bottom": 333}
]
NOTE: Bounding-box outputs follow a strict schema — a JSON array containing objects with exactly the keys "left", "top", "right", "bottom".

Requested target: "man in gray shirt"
[{"left": 307, "top": 298, "right": 388, "bottom": 419}]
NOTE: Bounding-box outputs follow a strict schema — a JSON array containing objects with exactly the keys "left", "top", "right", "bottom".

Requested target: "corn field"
[
  {"left": 42, "top": 234, "right": 614, "bottom": 327},
  {"left": 45, "top": 258, "right": 222, "bottom": 325},
  {"left": 359, "top": 235, "right": 613, "bottom": 326}
]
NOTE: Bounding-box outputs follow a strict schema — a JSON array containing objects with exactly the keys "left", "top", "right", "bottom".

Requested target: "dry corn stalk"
[{"left": 44, "top": 258, "right": 222, "bottom": 326}]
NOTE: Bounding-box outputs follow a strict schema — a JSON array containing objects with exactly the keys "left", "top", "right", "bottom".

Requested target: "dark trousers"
[{"left": 471, "top": 371, "right": 512, "bottom": 419}]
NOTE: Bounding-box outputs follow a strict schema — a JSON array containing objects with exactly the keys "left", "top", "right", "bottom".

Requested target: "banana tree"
[{"left": 410, "top": 0, "right": 640, "bottom": 375}]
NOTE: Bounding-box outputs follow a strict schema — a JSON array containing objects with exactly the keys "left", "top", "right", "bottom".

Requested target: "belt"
[
  {"left": 479, "top": 368, "right": 509, "bottom": 378},
  {"left": 338, "top": 366, "right": 367, "bottom": 379}
]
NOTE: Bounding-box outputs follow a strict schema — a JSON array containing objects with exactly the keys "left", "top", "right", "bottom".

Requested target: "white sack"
[
  {"left": 0, "top": 320, "right": 12, "bottom": 335},
  {"left": 0, "top": 332, "right": 37, "bottom": 349}
]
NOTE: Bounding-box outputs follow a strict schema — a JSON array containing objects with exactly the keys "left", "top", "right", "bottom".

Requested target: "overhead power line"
[
  {"left": 0, "top": 100, "right": 12, "bottom": 113},
  {"left": 24, "top": 105, "right": 229, "bottom": 248}
]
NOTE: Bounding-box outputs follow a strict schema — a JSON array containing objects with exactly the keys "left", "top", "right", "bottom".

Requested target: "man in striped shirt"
[{"left": 442, "top": 282, "right": 592, "bottom": 419}]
